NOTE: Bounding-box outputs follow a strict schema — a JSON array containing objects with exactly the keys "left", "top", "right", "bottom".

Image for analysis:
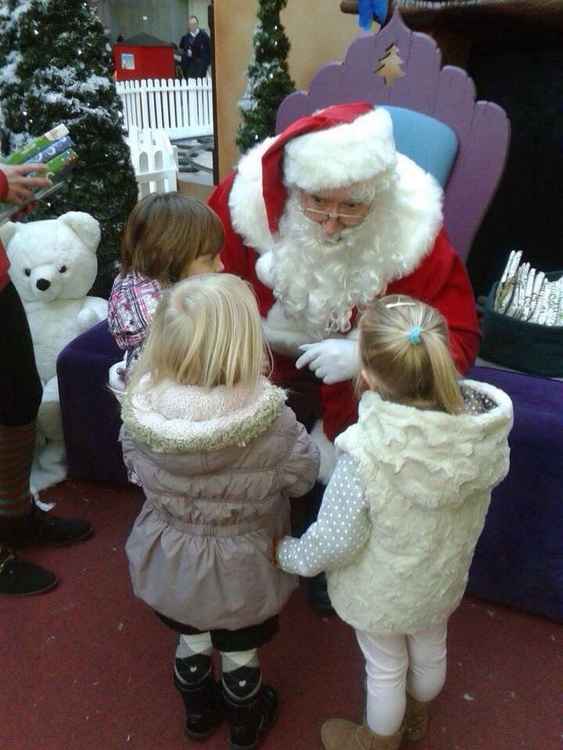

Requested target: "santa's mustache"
[{"left": 319, "top": 228, "right": 357, "bottom": 246}]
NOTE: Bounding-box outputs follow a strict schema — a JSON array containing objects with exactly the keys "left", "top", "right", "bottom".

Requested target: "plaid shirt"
[{"left": 108, "top": 272, "right": 162, "bottom": 367}]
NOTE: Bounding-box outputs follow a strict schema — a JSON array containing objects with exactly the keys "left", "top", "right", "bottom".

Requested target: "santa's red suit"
[{"left": 209, "top": 102, "right": 479, "bottom": 467}]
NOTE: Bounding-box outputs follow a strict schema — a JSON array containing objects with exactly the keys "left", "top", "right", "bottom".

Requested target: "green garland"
[{"left": 237, "top": 0, "right": 295, "bottom": 154}]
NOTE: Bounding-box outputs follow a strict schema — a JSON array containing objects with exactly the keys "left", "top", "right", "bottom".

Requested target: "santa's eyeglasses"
[
  {"left": 303, "top": 206, "right": 372, "bottom": 227},
  {"left": 299, "top": 190, "right": 373, "bottom": 227}
]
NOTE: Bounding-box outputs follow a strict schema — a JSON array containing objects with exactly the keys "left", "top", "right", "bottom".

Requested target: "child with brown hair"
[
  {"left": 277, "top": 294, "right": 513, "bottom": 750},
  {"left": 108, "top": 192, "right": 223, "bottom": 383}
]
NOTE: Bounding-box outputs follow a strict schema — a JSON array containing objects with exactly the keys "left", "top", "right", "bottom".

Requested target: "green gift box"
[
  {"left": 0, "top": 127, "right": 78, "bottom": 224},
  {"left": 0, "top": 124, "right": 69, "bottom": 166}
]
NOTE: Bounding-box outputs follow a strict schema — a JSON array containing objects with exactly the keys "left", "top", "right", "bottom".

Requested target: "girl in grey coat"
[{"left": 121, "top": 274, "right": 319, "bottom": 749}]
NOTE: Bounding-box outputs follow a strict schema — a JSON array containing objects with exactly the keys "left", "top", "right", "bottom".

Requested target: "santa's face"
[
  {"left": 267, "top": 185, "right": 400, "bottom": 340},
  {"left": 298, "top": 186, "right": 372, "bottom": 239}
]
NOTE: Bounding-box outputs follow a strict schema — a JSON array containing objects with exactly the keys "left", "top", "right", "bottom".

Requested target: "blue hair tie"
[{"left": 407, "top": 325, "right": 422, "bottom": 345}]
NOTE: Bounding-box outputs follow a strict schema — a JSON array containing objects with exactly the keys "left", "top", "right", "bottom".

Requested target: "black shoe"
[
  {"left": 224, "top": 683, "right": 278, "bottom": 750},
  {"left": 0, "top": 548, "right": 58, "bottom": 596},
  {"left": 14, "top": 502, "right": 93, "bottom": 548},
  {"left": 174, "top": 666, "right": 224, "bottom": 741},
  {"left": 306, "top": 573, "right": 335, "bottom": 616}
]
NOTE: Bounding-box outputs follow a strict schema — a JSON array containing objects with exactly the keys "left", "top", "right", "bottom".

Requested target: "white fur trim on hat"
[{"left": 283, "top": 108, "right": 397, "bottom": 192}]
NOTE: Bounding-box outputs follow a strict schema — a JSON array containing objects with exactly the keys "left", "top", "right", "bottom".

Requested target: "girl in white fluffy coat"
[{"left": 277, "top": 294, "right": 513, "bottom": 750}]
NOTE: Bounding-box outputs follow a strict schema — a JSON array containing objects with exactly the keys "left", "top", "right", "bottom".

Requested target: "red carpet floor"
[{"left": 1, "top": 482, "right": 561, "bottom": 750}]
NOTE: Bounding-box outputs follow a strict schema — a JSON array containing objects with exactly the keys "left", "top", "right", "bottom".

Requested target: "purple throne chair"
[{"left": 57, "top": 12, "right": 563, "bottom": 622}]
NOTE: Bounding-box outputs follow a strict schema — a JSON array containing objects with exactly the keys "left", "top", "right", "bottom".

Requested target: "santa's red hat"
[{"left": 261, "top": 101, "right": 397, "bottom": 234}]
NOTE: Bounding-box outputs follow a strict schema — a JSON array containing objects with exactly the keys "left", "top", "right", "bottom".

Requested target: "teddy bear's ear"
[
  {"left": 58, "top": 211, "right": 101, "bottom": 253},
  {"left": 0, "top": 221, "right": 19, "bottom": 247}
]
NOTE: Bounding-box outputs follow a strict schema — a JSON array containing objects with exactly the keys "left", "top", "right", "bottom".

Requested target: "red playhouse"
[{"left": 113, "top": 33, "right": 176, "bottom": 81}]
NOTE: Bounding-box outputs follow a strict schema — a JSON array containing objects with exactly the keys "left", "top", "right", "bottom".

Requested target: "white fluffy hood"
[
  {"left": 336, "top": 380, "right": 513, "bottom": 510},
  {"left": 228, "top": 137, "right": 444, "bottom": 283}
]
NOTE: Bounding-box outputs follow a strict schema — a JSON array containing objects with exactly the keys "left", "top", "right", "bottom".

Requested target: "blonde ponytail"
[
  {"left": 359, "top": 295, "right": 464, "bottom": 415},
  {"left": 424, "top": 330, "right": 465, "bottom": 414}
]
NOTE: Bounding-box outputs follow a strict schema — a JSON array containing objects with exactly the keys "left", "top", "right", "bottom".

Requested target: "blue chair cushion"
[{"left": 381, "top": 105, "right": 459, "bottom": 187}]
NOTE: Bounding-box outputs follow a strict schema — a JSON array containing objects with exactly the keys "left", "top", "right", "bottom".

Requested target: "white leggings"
[{"left": 356, "top": 622, "right": 448, "bottom": 737}]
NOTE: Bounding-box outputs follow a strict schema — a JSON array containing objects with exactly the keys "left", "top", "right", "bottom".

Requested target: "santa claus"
[{"left": 209, "top": 101, "right": 479, "bottom": 608}]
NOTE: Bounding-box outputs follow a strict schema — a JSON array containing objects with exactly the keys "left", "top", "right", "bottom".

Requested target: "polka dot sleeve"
[{"left": 277, "top": 454, "right": 370, "bottom": 577}]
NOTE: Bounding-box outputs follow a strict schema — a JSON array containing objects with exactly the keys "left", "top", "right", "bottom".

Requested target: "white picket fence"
[
  {"left": 126, "top": 127, "right": 178, "bottom": 198},
  {"left": 116, "top": 77, "right": 213, "bottom": 140}
]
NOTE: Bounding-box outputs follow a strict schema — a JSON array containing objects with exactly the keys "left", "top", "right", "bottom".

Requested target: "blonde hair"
[
  {"left": 358, "top": 295, "right": 464, "bottom": 415},
  {"left": 120, "top": 192, "right": 224, "bottom": 284},
  {"left": 128, "top": 274, "right": 270, "bottom": 392}
]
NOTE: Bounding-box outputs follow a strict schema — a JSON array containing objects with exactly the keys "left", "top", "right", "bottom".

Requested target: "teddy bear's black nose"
[{"left": 36, "top": 279, "right": 51, "bottom": 291}]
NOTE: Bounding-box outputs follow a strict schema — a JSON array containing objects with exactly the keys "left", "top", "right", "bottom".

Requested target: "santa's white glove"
[{"left": 296, "top": 339, "right": 360, "bottom": 385}]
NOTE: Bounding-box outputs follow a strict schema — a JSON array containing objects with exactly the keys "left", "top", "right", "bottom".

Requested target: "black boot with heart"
[
  {"left": 174, "top": 653, "right": 224, "bottom": 741},
  {"left": 222, "top": 666, "right": 278, "bottom": 750}
]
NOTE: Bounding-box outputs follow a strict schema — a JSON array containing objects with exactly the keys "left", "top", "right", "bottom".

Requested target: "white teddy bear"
[{"left": 0, "top": 211, "right": 108, "bottom": 493}]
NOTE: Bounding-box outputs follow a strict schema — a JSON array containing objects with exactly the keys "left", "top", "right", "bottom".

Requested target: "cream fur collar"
[{"left": 121, "top": 377, "right": 286, "bottom": 454}]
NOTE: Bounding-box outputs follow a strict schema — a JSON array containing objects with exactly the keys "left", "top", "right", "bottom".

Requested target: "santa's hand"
[{"left": 296, "top": 339, "right": 360, "bottom": 384}]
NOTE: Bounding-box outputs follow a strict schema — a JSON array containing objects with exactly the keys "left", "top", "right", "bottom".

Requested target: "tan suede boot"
[
  {"left": 321, "top": 719, "right": 404, "bottom": 750},
  {"left": 404, "top": 695, "right": 430, "bottom": 742}
]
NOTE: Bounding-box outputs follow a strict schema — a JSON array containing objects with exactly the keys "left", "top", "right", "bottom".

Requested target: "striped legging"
[{"left": 0, "top": 283, "right": 42, "bottom": 525}]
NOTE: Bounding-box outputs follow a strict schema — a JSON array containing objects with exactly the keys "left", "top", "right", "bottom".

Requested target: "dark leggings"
[{"left": 0, "top": 283, "right": 42, "bottom": 426}]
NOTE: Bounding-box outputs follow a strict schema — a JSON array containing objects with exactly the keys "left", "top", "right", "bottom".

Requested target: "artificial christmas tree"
[
  {"left": 236, "top": 0, "right": 295, "bottom": 154},
  {"left": 0, "top": 0, "right": 139, "bottom": 297}
]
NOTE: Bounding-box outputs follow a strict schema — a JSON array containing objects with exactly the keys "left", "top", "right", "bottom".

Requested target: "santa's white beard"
[{"left": 269, "top": 191, "right": 401, "bottom": 339}]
